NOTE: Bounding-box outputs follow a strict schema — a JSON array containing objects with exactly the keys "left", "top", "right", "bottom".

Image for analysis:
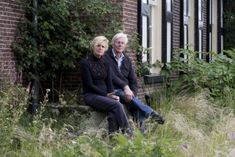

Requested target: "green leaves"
[
  {"left": 13, "top": 0, "right": 121, "bottom": 81},
  {"left": 224, "top": 0, "right": 235, "bottom": 49},
  {"left": 161, "top": 49, "right": 235, "bottom": 98}
]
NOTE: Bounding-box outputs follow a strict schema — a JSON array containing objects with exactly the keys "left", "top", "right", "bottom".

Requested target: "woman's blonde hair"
[{"left": 90, "top": 36, "right": 109, "bottom": 52}]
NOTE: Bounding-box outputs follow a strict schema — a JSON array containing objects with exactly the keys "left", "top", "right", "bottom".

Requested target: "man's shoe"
[
  {"left": 139, "top": 120, "right": 145, "bottom": 133},
  {"left": 150, "top": 112, "right": 165, "bottom": 124}
]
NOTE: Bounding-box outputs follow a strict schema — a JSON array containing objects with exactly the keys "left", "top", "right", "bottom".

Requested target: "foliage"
[
  {"left": 224, "top": 0, "right": 235, "bottom": 49},
  {"left": 160, "top": 49, "right": 235, "bottom": 102},
  {"left": 136, "top": 61, "right": 152, "bottom": 76},
  {"left": 12, "top": 0, "right": 121, "bottom": 81},
  {"left": 0, "top": 82, "right": 28, "bottom": 152},
  {"left": 1, "top": 81, "right": 235, "bottom": 156}
]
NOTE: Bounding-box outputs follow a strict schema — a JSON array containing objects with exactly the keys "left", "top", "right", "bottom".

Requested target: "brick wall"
[
  {"left": 0, "top": 0, "right": 24, "bottom": 82},
  {"left": 122, "top": 0, "right": 138, "bottom": 36}
]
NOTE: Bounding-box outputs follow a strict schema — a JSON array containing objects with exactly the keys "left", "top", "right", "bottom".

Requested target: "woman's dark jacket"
[{"left": 80, "top": 54, "right": 114, "bottom": 96}]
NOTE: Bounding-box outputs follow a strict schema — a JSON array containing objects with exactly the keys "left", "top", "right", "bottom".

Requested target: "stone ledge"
[
  {"left": 46, "top": 103, "right": 133, "bottom": 136},
  {"left": 47, "top": 103, "right": 108, "bottom": 135}
]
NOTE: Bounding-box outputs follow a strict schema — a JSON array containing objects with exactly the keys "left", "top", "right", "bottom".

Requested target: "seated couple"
[{"left": 80, "top": 33, "right": 165, "bottom": 135}]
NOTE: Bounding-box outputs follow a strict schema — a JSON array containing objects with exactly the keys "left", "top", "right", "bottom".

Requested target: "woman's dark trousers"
[{"left": 84, "top": 93, "right": 129, "bottom": 134}]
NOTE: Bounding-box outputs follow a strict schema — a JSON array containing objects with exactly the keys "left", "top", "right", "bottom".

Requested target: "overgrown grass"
[{"left": 1, "top": 81, "right": 235, "bottom": 157}]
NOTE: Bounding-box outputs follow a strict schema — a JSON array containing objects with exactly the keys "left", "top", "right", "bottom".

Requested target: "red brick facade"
[
  {"left": 123, "top": 0, "right": 138, "bottom": 36},
  {"left": 0, "top": 0, "right": 24, "bottom": 82}
]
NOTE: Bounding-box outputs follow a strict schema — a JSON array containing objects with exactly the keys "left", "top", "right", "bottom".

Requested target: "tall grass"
[{"left": 0, "top": 84, "right": 235, "bottom": 156}]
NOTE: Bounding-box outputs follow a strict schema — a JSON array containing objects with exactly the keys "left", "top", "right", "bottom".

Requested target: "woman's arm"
[{"left": 80, "top": 59, "right": 107, "bottom": 96}]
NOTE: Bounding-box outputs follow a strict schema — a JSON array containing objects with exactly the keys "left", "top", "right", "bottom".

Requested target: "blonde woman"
[{"left": 80, "top": 36, "right": 131, "bottom": 134}]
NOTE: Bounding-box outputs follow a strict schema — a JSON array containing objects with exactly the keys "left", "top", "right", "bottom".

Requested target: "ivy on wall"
[
  {"left": 12, "top": 0, "right": 122, "bottom": 81},
  {"left": 224, "top": 0, "right": 235, "bottom": 49}
]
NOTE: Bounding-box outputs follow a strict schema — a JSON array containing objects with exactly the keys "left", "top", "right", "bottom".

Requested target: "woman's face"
[{"left": 93, "top": 42, "right": 106, "bottom": 58}]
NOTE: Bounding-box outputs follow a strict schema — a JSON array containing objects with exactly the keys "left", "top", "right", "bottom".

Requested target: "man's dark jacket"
[{"left": 105, "top": 48, "right": 139, "bottom": 96}]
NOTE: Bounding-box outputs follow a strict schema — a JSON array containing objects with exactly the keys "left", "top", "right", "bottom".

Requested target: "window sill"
[{"left": 143, "top": 74, "right": 164, "bottom": 84}]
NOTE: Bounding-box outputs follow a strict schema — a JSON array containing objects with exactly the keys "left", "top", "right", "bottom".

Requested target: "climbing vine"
[{"left": 12, "top": 0, "right": 121, "bottom": 81}]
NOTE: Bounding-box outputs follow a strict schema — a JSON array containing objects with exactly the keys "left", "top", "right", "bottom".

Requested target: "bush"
[
  {"left": 161, "top": 49, "right": 235, "bottom": 99},
  {"left": 12, "top": 0, "right": 121, "bottom": 85},
  {"left": 0, "top": 82, "right": 28, "bottom": 153}
]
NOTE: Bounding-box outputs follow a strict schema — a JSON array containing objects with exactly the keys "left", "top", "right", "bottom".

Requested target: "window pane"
[
  {"left": 184, "top": 25, "right": 188, "bottom": 49},
  {"left": 142, "top": 16, "right": 148, "bottom": 62},
  {"left": 184, "top": 0, "right": 188, "bottom": 16},
  {"left": 209, "top": 0, "right": 212, "bottom": 24},
  {"left": 184, "top": 25, "right": 188, "bottom": 61},
  {"left": 142, "top": 0, "right": 147, "bottom": 4},
  {"left": 166, "top": 0, "right": 171, "bottom": 12},
  {"left": 221, "top": 35, "right": 223, "bottom": 52},
  {"left": 198, "top": 0, "right": 202, "bottom": 21},
  {"left": 220, "top": 0, "right": 223, "bottom": 27},
  {"left": 167, "top": 22, "right": 171, "bottom": 62},
  {"left": 199, "top": 30, "right": 202, "bottom": 59},
  {"left": 209, "top": 32, "right": 212, "bottom": 51}
]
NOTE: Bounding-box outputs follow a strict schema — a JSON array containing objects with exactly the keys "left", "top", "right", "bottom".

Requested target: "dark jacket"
[
  {"left": 80, "top": 54, "right": 114, "bottom": 96},
  {"left": 105, "top": 48, "right": 138, "bottom": 96}
]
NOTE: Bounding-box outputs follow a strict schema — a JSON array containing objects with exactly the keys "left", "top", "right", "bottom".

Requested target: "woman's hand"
[{"left": 107, "top": 92, "right": 120, "bottom": 101}]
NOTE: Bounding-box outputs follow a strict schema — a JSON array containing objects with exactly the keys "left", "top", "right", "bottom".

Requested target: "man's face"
[{"left": 113, "top": 37, "right": 126, "bottom": 54}]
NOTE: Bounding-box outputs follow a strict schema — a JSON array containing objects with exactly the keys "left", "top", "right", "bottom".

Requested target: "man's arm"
[
  {"left": 127, "top": 58, "right": 139, "bottom": 96},
  {"left": 111, "top": 70, "right": 134, "bottom": 102}
]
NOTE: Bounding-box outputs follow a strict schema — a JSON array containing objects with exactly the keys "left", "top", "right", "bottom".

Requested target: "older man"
[{"left": 105, "top": 32, "right": 165, "bottom": 131}]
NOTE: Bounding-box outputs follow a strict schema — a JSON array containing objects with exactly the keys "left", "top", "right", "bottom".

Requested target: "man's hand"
[{"left": 124, "top": 85, "right": 134, "bottom": 103}]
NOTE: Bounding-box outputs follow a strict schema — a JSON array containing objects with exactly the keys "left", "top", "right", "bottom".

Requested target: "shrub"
[
  {"left": 12, "top": 0, "right": 122, "bottom": 89},
  {"left": 161, "top": 49, "right": 235, "bottom": 99},
  {"left": 0, "top": 82, "right": 28, "bottom": 153}
]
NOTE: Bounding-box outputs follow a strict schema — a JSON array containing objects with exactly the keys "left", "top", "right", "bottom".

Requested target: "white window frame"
[{"left": 140, "top": 0, "right": 150, "bottom": 62}]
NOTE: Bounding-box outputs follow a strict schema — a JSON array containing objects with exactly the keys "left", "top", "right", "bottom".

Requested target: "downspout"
[{"left": 28, "top": 0, "right": 40, "bottom": 114}]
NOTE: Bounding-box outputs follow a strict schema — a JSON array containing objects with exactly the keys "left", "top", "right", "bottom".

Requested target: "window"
[
  {"left": 138, "top": 0, "right": 150, "bottom": 62},
  {"left": 162, "top": 0, "right": 173, "bottom": 63},
  {"left": 138, "top": 0, "right": 163, "bottom": 74}
]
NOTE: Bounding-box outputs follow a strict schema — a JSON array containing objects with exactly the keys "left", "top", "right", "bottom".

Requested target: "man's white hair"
[{"left": 111, "top": 32, "right": 128, "bottom": 45}]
